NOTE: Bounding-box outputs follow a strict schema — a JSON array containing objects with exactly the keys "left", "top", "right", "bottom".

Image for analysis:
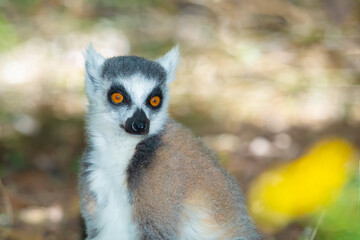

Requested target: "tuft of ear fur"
[
  {"left": 84, "top": 44, "right": 105, "bottom": 99},
  {"left": 157, "top": 45, "right": 180, "bottom": 84}
]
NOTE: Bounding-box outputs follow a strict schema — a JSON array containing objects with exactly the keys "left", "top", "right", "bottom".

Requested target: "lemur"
[{"left": 79, "top": 45, "right": 259, "bottom": 240}]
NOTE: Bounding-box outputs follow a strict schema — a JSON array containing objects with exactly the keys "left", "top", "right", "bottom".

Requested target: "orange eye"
[
  {"left": 111, "top": 93, "right": 124, "bottom": 104},
  {"left": 150, "top": 96, "right": 161, "bottom": 107}
]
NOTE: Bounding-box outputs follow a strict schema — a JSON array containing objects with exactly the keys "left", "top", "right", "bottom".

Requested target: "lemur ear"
[
  {"left": 156, "top": 45, "right": 180, "bottom": 84},
  {"left": 84, "top": 44, "right": 105, "bottom": 97}
]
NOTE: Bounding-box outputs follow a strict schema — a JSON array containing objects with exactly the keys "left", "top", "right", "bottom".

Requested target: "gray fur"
[
  {"left": 102, "top": 56, "right": 167, "bottom": 83},
  {"left": 127, "top": 133, "right": 163, "bottom": 193},
  {"left": 79, "top": 150, "right": 101, "bottom": 239}
]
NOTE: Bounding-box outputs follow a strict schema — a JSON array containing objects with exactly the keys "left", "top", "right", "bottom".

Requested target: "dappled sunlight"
[
  {"left": 1, "top": 0, "right": 360, "bottom": 239},
  {"left": 19, "top": 205, "right": 63, "bottom": 225}
]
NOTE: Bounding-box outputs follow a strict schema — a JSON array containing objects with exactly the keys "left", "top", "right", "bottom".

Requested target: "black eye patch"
[
  {"left": 146, "top": 86, "right": 163, "bottom": 110},
  {"left": 107, "top": 84, "right": 132, "bottom": 106}
]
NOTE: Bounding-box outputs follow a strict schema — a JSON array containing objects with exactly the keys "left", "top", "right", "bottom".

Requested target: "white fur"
[
  {"left": 86, "top": 129, "right": 141, "bottom": 240},
  {"left": 180, "top": 206, "right": 228, "bottom": 240},
  {"left": 157, "top": 45, "right": 180, "bottom": 84},
  {"left": 84, "top": 44, "right": 105, "bottom": 102},
  {"left": 120, "top": 73, "right": 170, "bottom": 135}
]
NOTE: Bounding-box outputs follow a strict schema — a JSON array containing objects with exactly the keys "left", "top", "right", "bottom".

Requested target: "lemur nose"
[
  {"left": 131, "top": 121, "right": 148, "bottom": 132},
  {"left": 125, "top": 109, "right": 150, "bottom": 135}
]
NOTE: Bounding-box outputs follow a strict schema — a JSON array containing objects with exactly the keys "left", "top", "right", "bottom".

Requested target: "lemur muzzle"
[{"left": 125, "top": 109, "right": 150, "bottom": 135}]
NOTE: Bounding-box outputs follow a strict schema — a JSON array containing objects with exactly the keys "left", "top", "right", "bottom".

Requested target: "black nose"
[
  {"left": 131, "top": 121, "right": 148, "bottom": 133},
  {"left": 125, "top": 109, "right": 150, "bottom": 135}
]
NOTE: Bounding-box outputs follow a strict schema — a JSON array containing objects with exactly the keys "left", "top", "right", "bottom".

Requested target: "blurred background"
[{"left": 0, "top": 0, "right": 359, "bottom": 239}]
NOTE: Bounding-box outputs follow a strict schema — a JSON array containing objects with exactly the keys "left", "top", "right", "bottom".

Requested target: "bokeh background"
[{"left": 0, "top": 0, "right": 360, "bottom": 239}]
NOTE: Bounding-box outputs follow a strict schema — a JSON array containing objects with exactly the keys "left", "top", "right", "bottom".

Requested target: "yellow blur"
[{"left": 248, "top": 138, "right": 357, "bottom": 232}]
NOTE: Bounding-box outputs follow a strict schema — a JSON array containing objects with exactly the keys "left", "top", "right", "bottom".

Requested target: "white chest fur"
[{"left": 87, "top": 135, "right": 140, "bottom": 240}]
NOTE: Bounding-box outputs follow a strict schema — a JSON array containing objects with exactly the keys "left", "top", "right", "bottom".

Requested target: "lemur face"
[
  {"left": 103, "top": 61, "right": 167, "bottom": 136},
  {"left": 84, "top": 45, "right": 179, "bottom": 137}
]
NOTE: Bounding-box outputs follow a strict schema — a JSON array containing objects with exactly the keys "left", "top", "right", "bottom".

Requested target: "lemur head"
[{"left": 85, "top": 44, "right": 180, "bottom": 138}]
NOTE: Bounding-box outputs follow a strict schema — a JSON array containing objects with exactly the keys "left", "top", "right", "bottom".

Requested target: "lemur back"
[{"left": 79, "top": 45, "right": 259, "bottom": 240}]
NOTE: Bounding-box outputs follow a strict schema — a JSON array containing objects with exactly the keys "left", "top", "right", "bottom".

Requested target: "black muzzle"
[{"left": 124, "top": 109, "right": 150, "bottom": 135}]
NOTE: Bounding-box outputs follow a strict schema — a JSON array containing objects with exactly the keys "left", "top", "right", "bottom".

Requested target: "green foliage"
[
  {"left": 71, "top": 156, "right": 81, "bottom": 174},
  {"left": 217, "top": 152, "right": 231, "bottom": 166},
  {"left": 307, "top": 173, "right": 360, "bottom": 240},
  {"left": 6, "top": 151, "right": 26, "bottom": 170},
  {"left": 0, "top": 14, "right": 18, "bottom": 52},
  {"left": 293, "top": 28, "right": 325, "bottom": 47},
  {"left": 0, "top": 0, "right": 42, "bottom": 14},
  {"left": 131, "top": 40, "right": 175, "bottom": 58}
]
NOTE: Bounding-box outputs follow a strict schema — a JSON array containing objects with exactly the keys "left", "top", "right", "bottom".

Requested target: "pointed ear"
[
  {"left": 157, "top": 45, "right": 180, "bottom": 84},
  {"left": 84, "top": 44, "right": 105, "bottom": 97}
]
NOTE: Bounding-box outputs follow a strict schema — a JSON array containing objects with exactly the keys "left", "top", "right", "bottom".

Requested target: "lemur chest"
[
  {"left": 94, "top": 179, "right": 137, "bottom": 239},
  {"left": 89, "top": 145, "right": 138, "bottom": 239}
]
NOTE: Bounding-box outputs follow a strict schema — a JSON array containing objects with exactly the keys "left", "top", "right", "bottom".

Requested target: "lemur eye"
[
  {"left": 111, "top": 93, "right": 124, "bottom": 104},
  {"left": 150, "top": 96, "right": 161, "bottom": 107}
]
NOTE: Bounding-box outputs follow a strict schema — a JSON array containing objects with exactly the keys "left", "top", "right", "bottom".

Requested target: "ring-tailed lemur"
[{"left": 79, "top": 44, "right": 259, "bottom": 240}]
